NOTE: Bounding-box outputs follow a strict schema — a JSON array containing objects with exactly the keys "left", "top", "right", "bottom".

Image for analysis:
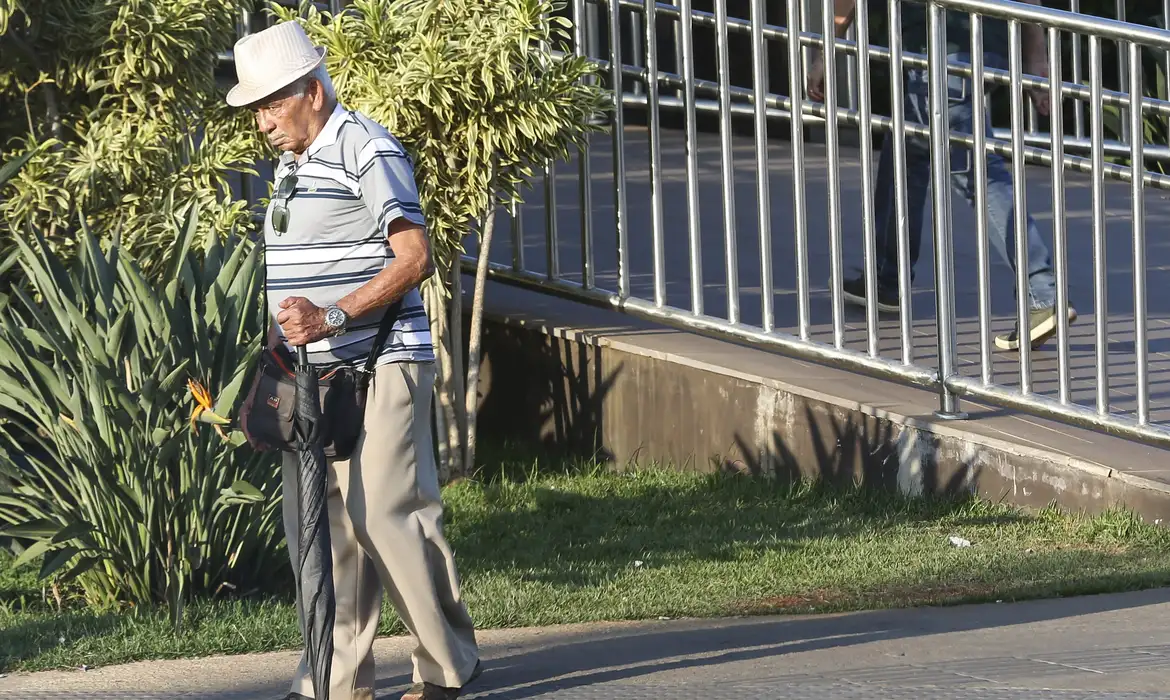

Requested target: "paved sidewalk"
[{"left": 4, "top": 588, "right": 1170, "bottom": 699}]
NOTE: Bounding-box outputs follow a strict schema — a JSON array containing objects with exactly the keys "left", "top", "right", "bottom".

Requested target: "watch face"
[{"left": 326, "top": 307, "right": 347, "bottom": 329}]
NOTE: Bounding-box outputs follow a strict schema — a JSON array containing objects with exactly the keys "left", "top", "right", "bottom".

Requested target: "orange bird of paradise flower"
[{"left": 187, "top": 378, "right": 233, "bottom": 441}]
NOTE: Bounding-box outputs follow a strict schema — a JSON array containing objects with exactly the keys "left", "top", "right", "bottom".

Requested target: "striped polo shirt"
[{"left": 263, "top": 103, "right": 434, "bottom": 367}]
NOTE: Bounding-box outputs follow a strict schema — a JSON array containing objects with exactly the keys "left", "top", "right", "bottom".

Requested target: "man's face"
[{"left": 250, "top": 79, "right": 323, "bottom": 154}]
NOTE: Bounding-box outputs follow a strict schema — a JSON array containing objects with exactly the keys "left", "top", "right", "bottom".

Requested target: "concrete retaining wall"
[{"left": 469, "top": 284, "right": 1170, "bottom": 523}]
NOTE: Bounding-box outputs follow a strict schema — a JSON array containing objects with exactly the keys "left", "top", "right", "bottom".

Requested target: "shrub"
[
  {"left": 0, "top": 0, "right": 264, "bottom": 277},
  {"left": 0, "top": 197, "right": 286, "bottom": 627}
]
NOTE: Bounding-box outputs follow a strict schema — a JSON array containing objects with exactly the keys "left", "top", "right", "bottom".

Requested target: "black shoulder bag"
[{"left": 246, "top": 301, "right": 402, "bottom": 459}]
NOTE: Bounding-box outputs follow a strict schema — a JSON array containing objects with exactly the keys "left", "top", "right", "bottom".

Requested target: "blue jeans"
[{"left": 871, "top": 52, "right": 1056, "bottom": 310}]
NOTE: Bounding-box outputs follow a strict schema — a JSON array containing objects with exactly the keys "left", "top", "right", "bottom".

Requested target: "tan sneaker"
[{"left": 994, "top": 305, "right": 1077, "bottom": 351}]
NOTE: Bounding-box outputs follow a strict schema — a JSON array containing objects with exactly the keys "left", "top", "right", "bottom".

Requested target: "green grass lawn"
[{"left": 4, "top": 455, "right": 1170, "bottom": 673}]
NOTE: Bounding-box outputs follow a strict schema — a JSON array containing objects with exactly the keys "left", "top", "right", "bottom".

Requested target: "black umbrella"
[{"left": 293, "top": 345, "right": 335, "bottom": 698}]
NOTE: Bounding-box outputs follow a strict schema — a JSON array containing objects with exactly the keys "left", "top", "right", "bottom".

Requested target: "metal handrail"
[
  {"left": 475, "top": 0, "right": 1170, "bottom": 446},
  {"left": 601, "top": 0, "right": 1170, "bottom": 148}
]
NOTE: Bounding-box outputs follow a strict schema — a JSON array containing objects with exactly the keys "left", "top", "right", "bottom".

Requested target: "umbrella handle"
[{"left": 297, "top": 345, "right": 309, "bottom": 368}]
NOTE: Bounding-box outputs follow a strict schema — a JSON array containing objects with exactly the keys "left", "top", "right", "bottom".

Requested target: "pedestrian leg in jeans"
[
  {"left": 947, "top": 51, "right": 1076, "bottom": 351},
  {"left": 840, "top": 87, "right": 933, "bottom": 314}
]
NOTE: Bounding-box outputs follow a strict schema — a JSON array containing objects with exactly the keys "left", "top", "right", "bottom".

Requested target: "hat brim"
[{"left": 225, "top": 46, "right": 328, "bottom": 108}]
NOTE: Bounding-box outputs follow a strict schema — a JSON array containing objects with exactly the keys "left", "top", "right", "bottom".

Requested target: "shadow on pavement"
[{"left": 368, "top": 587, "right": 1170, "bottom": 698}]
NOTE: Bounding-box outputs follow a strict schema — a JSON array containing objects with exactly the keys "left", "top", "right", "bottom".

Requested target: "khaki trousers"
[{"left": 283, "top": 361, "right": 479, "bottom": 700}]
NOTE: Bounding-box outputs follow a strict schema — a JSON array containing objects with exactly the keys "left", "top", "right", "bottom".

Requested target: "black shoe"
[
  {"left": 284, "top": 694, "right": 311, "bottom": 700},
  {"left": 400, "top": 660, "right": 483, "bottom": 700},
  {"left": 841, "top": 275, "right": 900, "bottom": 314}
]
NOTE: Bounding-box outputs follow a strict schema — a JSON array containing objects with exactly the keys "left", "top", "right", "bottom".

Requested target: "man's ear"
[{"left": 311, "top": 78, "right": 326, "bottom": 111}]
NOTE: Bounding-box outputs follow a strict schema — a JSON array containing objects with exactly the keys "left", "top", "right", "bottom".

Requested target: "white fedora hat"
[{"left": 226, "top": 21, "right": 327, "bottom": 107}]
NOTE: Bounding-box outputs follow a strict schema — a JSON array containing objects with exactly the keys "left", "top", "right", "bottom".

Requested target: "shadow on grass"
[
  {"left": 0, "top": 610, "right": 124, "bottom": 671},
  {"left": 445, "top": 459, "right": 1031, "bottom": 590}
]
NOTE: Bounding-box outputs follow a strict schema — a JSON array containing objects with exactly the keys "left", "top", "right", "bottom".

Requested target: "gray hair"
[{"left": 292, "top": 64, "right": 336, "bottom": 101}]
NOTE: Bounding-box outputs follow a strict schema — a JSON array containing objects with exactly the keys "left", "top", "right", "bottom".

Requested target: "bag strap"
[{"left": 359, "top": 299, "right": 403, "bottom": 384}]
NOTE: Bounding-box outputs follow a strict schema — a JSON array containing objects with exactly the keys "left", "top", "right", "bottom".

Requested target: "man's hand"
[
  {"left": 1024, "top": 56, "right": 1051, "bottom": 117},
  {"left": 807, "top": 53, "right": 826, "bottom": 103},
  {"left": 276, "top": 296, "right": 329, "bottom": 346},
  {"left": 1020, "top": 8, "right": 1050, "bottom": 118}
]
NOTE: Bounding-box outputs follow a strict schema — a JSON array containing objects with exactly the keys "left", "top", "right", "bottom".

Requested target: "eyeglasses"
[{"left": 270, "top": 170, "right": 298, "bottom": 235}]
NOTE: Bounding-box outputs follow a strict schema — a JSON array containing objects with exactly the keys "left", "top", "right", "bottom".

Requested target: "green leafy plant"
[
  {"left": 0, "top": 193, "right": 285, "bottom": 628},
  {"left": 0, "top": 0, "right": 265, "bottom": 277},
  {"left": 272, "top": 0, "right": 610, "bottom": 479}
]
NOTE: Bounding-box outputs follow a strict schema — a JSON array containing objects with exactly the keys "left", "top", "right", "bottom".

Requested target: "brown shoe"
[{"left": 399, "top": 660, "right": 482, "bottom": 700}]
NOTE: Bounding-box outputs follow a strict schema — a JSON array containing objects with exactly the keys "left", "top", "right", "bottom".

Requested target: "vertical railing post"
[
  {"left": 541, "top": 7, "right": 559, "bottom": 283},
  {"left": 646, "top": 0, "right": 667, "bottom": 307},
  {"left": 715, "top": 0, "right": 740, "bottom": 323},
  {"left": 544, "top": 162, "right": 560, "bottom": 281},
  {"left": 927, "top": 0, "right": 966, "bottom": 420},
  {"left": 608, "top": 0, "right": 630, "bottom": 300},
  {"left": 669, "top": 0, "right": 686, "bottom": 101},
  {"left": 1165, "top": 0, "right": 1170, "bottom": 138},
  {"left": 1089, "top": 35, "right": 1109, "bottom": 415},
  {"left": 855, "top": 0, "right": 879, "bottom": 358},
  {"left": 1008, "top": 20, "right": 1034, "bottom": 394},
  {"left": 1070, "top": 0, "right": 1085, "bottom": 139},
  {"left": 822, "top": 0, "right": 845, "bottom": 348},
  {"left": 1116, "top": 0, "right": 1129, "bottom": 143},
  {"left": 680, "top": 0, "right": 704, "bottom": 316},
  {"left": 572, "top": 0, "right": 595, "bottom": 289},
  {"left": 1049, "top": 26, "right": 1072, "bottom": 405},
  {"left": 1129, "top": 40, "right": 1149, "bottom": 425},
  {"left": 238, "top": 7, "right": 254, "bottom": 210},
  {"left": 629, "top": 10, "right": 645, "bottom": 97},
  {"left": 786, "top": 0, "right": 810, "bottom": 340},
  {"left": 510, "top": 200, "right": 525, "bottom": 272},
  {"left": 972, "top": 15, "right": 994, "bottom": 386},
  {"left": 751, "top": 0, "right": 774, "bottom": 331},
  {"left": 888, "top": 0, "right": 914, "bottom": 364}
]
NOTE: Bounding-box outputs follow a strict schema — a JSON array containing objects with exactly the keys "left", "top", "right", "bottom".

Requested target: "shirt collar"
[
  {"left": 276, "top": 103, "right": 348, "bottom": 175},
  {"left": 303, "top": 102, "right": 348, "bottom": 160}
]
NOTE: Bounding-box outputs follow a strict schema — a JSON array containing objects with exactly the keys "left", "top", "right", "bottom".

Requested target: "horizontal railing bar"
[
  {"left": 628, "top": 91, "right": 1170, "bottom": 163},
  {"left": 607, "top": 0, "right": 1170, "bottom": 57},
  {"left": 216, "top": 2, "right": 1170, "bottom": 124},
  {"left": 613, "top": 60, "right": 1170, "bottom": 188},
  {"left": 948, "top": 375, "right": 1170, "bottom": 448},
  {"left": 602, "top": 0, "right": 1170, "bottom": 120},
  {"left": 465, "top": 257, "right": 1170, "bottom": 449},
  {"left": 464, "top": 257, "right": 938, "bottom": 387},
  {"left": 939, "top": 0, "right": 1170, "bottom": 48},
  {"left": 217, "top": 38, "right": 1170, "bottom": 180},
  {"left": 624, "top": 54, "right": 1169, "bottom": 161}
]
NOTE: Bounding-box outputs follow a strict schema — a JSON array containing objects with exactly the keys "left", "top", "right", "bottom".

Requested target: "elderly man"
[{"left": 228, "top": 21, "right": 481, "bottom": 700}]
